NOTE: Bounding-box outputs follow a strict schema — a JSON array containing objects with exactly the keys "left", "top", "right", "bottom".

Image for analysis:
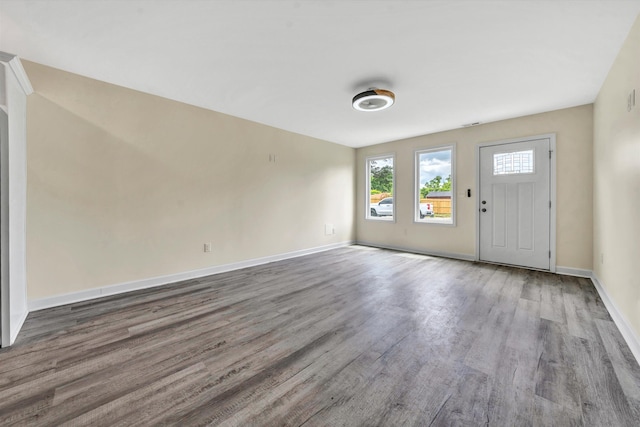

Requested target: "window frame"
[
  {"left": 365, "top": 153, "right": 396, "bottom": 222},
  {"left": 414, "top": 145, "right": 456, "bottom": 226}
]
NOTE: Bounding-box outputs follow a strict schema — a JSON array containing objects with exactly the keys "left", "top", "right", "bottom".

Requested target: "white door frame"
[{"left": 475, "top": 133, "right": 557, "bottom": 272}]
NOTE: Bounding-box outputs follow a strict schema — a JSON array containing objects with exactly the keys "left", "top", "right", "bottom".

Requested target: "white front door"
[{"left": 479, "top": 137, "right": 551, "bottom": 270}]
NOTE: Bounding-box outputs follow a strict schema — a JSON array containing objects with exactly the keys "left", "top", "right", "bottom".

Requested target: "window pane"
[
  {"left": 416, "top": 147, "right": 453, "bottom": 224},
  {"left": 493, "top": 150, "right": 534, "bottom": 175},
  {"left": 367, "top": 156, "right": 394, "bottom": 220}
]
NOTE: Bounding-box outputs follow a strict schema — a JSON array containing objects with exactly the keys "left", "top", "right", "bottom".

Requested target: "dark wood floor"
[{"left": 1, "top": 246, "right": 639, "bottom": 426}]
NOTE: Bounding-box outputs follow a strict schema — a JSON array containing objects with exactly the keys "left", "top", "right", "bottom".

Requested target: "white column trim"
[
  {"left": 0, "top": 52, "right": 33, "bottom": 95},
  {"left": 0, "top": 52, "right": 31, "bottom": 347}
]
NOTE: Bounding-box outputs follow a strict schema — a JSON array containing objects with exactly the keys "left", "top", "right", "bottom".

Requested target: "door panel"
[
  {"left": 492, "top": 184, "right": 507, "bottom": 247},
  {"left": 517, "top": 182, "right": 534, "bottom": 251},
  {"left": 479, "top": 138, "right": 550, "bottom": 270}
]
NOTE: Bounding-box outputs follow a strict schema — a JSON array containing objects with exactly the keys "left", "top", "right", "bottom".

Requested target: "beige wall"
[
  {"left": 21, "top": 59, "right": 601, "bottom": 303},
  {"left": 593, "top": 15, "right": 640, "bottom": 338},
  {"left": 24, "top": 61, "right": 355, "bottom": 300},
  {"left": 356, "top": 105, "right": 594, "bottom": 270}
]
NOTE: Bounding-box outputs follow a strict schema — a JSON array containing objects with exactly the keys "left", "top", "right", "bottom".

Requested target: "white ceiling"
[{"left": 1, "top": 1, "right": 639, "bottom": 148}]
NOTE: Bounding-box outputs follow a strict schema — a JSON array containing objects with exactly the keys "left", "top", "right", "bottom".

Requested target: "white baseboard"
[
  {"left": 29, "top": 241, "right": 354, "bottom": 311},
  {"left": 591, "top": 272, "right": 640, "bottom": 365},
  {"left": 555, "top": 266, "right": 592, "bottom": 278},
  {"left": 355, "top": 241, "right": 476, "bottom": 262}
]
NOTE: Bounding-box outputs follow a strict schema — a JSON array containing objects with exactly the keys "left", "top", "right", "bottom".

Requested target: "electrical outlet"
[
  {"left": 204, "top": 243, "right": 212, "bottom": 253},
  {"left": 324, "top": 223, "right": 335, "bottom": 235},
  {"left": 601, "top": 253, "right": 604, "bottom": 264}
]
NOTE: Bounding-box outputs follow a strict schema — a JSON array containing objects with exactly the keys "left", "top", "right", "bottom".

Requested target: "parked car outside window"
[
  {"left": 371, "top": 197, "right": 393, "bottom": 217},
  {"left": 419, "top": 202, "right": 434, "bottom": 218}
]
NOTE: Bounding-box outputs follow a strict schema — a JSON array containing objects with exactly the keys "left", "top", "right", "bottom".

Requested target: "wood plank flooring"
[{"left": 1, "top": 246, "right": 639, "bottom": 426}]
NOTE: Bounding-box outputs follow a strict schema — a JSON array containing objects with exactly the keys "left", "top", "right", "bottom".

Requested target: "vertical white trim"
[
  {"left": 0, "top": 110, "right": 8, "bottom": 347},
  {"left": 475, "top": 133, "right": 557, "bottom": 271},
  {"left": 548, "top": 134, "right": 557, "bottom": 273},
  {"left": 475, "top": 145, "right": 481, "bottom": 261},
  {"left": 0, "top": 53, "right": 31, "bottom": 347},
  {"left": 414, "top": 149, "right": 421, "bottom": 221},
  {"left": 0, "top": 53, "right": 33, "bottom": 95}
]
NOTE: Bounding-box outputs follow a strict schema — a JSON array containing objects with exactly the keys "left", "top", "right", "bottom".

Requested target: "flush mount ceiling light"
[{"left": 352, "top": 88, "right": 395, "bottom": 112}]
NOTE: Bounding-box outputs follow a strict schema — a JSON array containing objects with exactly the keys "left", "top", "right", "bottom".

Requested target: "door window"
[{"left": 493, "top": 150, "right": 534, "bottom": 175}]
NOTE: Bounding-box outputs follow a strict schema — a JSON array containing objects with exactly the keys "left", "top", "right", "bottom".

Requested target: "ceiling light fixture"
[{"left": 352, "top": 88, "right": 395, "bottom": 112}]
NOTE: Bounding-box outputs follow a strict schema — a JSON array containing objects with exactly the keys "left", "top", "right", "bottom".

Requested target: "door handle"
[
  {"left": 482, "top": 200, "right": 487, "bottom": 204},
  {"left": 482, "top": 208, "right": 487, "bottom": 212}
]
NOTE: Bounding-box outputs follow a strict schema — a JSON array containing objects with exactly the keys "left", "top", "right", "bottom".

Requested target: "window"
[
  {"left": 493, "top": 150, "right": 534, "bottom": 175},
  {"left": 415, "top": 146, "right": 454, "bottom": 224},
  {"left": 366, "top": 154, "right": 395, "bottom": 221}
]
